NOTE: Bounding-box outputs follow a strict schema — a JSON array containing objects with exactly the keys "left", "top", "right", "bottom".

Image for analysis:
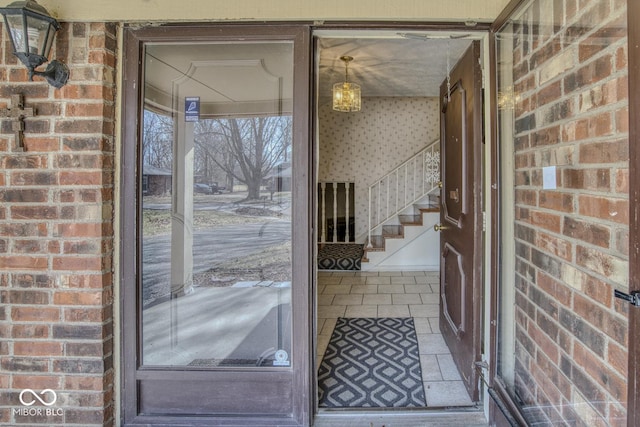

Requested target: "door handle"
[
  {"left": 614, "top": 289, "right": 640, "bottom": 307},
  {"left": 434, "top": 224, "right": 448, "bottom": 232}
]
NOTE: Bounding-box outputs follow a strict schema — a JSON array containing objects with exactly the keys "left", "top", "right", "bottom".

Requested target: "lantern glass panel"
[
  {"left": 26, "top": 14, "right": 50, "bottom": 56},
  {"left": 5, "top": 14, "right": 26, "bottom": 53}
]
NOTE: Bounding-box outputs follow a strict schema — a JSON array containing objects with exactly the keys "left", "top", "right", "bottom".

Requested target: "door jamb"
[
  {"left": 310, "top": 23, "right": 491, "bottom": 420},
  {"left": 627, "top": 0, "right": 640, "bottom": 423}
]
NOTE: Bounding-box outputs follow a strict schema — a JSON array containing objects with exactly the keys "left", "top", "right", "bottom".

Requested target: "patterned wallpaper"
[{"left": 318, "top": 97, "right": 440, "bottom": 239}]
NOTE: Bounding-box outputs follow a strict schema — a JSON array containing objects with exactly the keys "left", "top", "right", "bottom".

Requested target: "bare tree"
[
  {"left": 195, "top": 116, "right": 291, "bottom": 199},
  {"left": 142, "top": 110, "right": 173, "bottom": 169}
]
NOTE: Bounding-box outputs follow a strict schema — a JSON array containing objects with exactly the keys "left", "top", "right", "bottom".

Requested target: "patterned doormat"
[
  {"left": 318, "top": 317, "right": 426, "bottom": 408},
  {"left": 317, "top": 243, "right": 364, "bottom": 270}
]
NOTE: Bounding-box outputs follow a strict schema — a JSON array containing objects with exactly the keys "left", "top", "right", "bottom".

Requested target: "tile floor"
[{"left": 317, "top": 270, "right": 475, "bottom": 408}]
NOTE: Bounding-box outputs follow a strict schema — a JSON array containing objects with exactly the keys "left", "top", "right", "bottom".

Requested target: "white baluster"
[
  {"left": 413, "top": 156, "right": 417, "bottom": 201},
  {"left": 345, "top": 183, "right": 350, "bottom": 242},
  {"left": 321, "top": 182, "right": 326, "bottom": 243},
  {"left": 333, "top": 182, "right": 338, "bottom": 243},
  {"left": 367, "top": 186, "right": 372, "bottom": 248},
  {"left": 396, "top": 169, "right": 399, "bottom": 214},
  {"left": 377, "top": 181, "right": 381, "bottom": 229},
  {"left": 386, "top": 177, "right": 390, "bottom": 222}
]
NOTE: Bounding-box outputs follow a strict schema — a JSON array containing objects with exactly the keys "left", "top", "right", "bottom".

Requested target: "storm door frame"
[
  {"left": 119, "top": 24, "right": 313, "bottom": 426},
  {"left": 487, "top": 0, "right": 640, "bottom": 425}
]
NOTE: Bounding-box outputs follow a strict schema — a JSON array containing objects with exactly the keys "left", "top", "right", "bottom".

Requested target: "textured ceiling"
[
  {"left": 317, "top": 35, "right": 474, "bottom": 98},
  {"left": 142, "top": 33, "right": 477, "bottom": 115}
]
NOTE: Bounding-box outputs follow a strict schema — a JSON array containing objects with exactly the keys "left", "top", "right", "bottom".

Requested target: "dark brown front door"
[{"left": 438, "top": 41, "right": 483, "bottom": 402}]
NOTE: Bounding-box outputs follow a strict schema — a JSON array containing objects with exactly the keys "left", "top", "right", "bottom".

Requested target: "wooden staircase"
[{"left": 362, "top": 197, "right": 439, "bottom": 263}]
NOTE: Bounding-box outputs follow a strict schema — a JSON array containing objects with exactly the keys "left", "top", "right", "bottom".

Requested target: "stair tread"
[
  {"left": 414, "top": 203, "right": 440, "bottom": 212},
  {"left": 364, "top": 235, "right": 385, "bottom": 251},
  {"left": 399, "top": 214, "right": 422, "bottom": 225},
  {"left": 382, "top": 225, "right": 403, "bottom": 237}
]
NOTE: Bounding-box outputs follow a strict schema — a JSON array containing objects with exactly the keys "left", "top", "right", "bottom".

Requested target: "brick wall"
[
  {"left": 0, "top": 22, "right": 117, "bottom": 426},
  {"left": 510, "top": 0, "right": 628, "bottom": 425}
]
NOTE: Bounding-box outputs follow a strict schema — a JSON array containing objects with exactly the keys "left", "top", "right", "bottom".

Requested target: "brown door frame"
[
  {"left": 120, "top": 24, "right": 313, "bottom": 426},
  {"left": 627, "top": 0, "right": 640, "bottom": 422},
  {"left": 487, "top": 0, "right": 639, "bottom": 425}
]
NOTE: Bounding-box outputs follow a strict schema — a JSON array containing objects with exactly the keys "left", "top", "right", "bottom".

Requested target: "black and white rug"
[
  {"left": 318, "top": 317, "right": 426, "bottom": 408},
  {"left": 317, "top": 244, "right": 364, "bottom": 270}
]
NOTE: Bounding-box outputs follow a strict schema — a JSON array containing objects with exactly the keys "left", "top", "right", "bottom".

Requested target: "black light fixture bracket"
[{"left": 29, "top": 59, "right": 69, "bottom": 88}]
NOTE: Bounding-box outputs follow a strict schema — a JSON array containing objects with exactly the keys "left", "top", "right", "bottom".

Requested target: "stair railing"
[{"left": 367, "top": 138, "right": 440, "bottom": 247}]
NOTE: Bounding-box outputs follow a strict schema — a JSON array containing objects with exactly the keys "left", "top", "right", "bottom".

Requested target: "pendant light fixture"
[{"left": 332, "top": 55, "right": 361, "bottom": 112}]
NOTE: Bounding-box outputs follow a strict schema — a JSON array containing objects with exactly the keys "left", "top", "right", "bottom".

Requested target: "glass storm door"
[
  {"left": 121, "top": 26, "right": 311, "bottom": 425},
  {"left": 491, "top": 1, "right": 630, "bottom": 425}
]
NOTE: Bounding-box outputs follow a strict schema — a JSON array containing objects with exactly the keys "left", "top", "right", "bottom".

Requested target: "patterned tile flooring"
[{"left": 317, "top": 270, "right": 475, "bottom": 408}]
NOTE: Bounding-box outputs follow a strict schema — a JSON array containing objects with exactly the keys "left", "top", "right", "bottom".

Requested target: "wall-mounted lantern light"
[{"left": 0, "top": 0, "right": 68, "bottom": 88}]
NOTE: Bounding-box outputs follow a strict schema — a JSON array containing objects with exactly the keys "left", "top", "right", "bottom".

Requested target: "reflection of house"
[
  {"left": 143, "top": 165, "right": 172, "bottom": 195},
  {"left": 265, "top": 162, "right": 291, "bottom": 192}
]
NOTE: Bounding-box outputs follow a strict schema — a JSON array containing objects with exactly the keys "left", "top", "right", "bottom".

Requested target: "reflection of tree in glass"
[
  {"left": 142, "top": 110, "right": 174, "bottom": 169},
  {"left": 194, "top": 116, "right": 292, "bottom": 200}
]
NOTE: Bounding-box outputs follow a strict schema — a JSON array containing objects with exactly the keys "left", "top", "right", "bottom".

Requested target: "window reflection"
[{"left": 140, "top": 42, "right": 293, "bottom": 368}]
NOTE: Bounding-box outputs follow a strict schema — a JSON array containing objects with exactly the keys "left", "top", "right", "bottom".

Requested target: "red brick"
[
  {"left": 589, "top": 112, "right": 613, "bottom": 137},
  {"left": 578, "top": 195, "right": 628, "bottom": 224},
  {"left": 24, "top": 136, "right": 60, "bottom": 152},
  {"left": 59, "top": 171, "right": 106, "bottom": 185},
  {"left": 10, "top": 205, "right": 58, "bottom": 220},
  {"left": 607, "top": 341, "right": 628, "bottom": 378},
  {"left": 12, "top": 375, "right": 60, "bottom": 390},
  {"left": 537, "top": 272, "right": 572, "bottom": 307},
  {"left": 54, "top": 223, "right": 105, "bottom": 238},
  {"left": 66, "top": 103, "right": 106, "bottom": 118},
  {"left": 579, "top": 139, "right": 628, "bottom": 164},
  {"left": 515, "top": 189, "right": 537, "bottom": 206},
  {"left": 562, "top": 168, "right": 611, "bottom": 192},
  {"left": 574, "top": 340, "right": 626, "bottom": 402},
  {"left": 64, "top": 376, "right": 104, "bottom": 391},
  {"left": 530, "top": 210, "right": 562, "bottom": 233},
  {"left": 615, "top": 106, "right": 628, "bottom": 133},
  {"left": 563, "top": 216, "right": 610, "bottom": 248},
  {"left": 9, "top": 171, "right": 58, "bottom": 186},
  {"left": 0, "top": 256, "right": 48, "bottom": 270},
  {"left": 11, "top": 306, "right": 60, "bottom": 322},
  {"left": 528, "top": 319, "right": 559, "bottom": 363},
  {"left": 52, "top": 256, "right": 103, "bottom": 272},
  {"left": 2, "top": 155, "right": 47, "bottom": 169},
  {"left": 12, "top": 324, "right": 49, "bottom": 338},
  {"left": 535, "top": 231, "right": 573, "bottom": 261},
  {"left": 574, "top": 293, "right": 606, "bottom": 329},
  {"left": 64, "top": 307, "right": 107, "bottom": 323},
  {"left": 616, "top": 46, "right": 627, "bottom": 71},
  {"left": 0, "top": 188, "right": 47, "bottom": 203},
  {"left": 54, "top": 291, "right": 103, "bottom": 306},
  {"left": 14, "top": 341, "right": 63, "bottom": 356},
  {"left": 537, "top": 81, "right": 562, "bottom": 106},
  {"left": 539, "top": 191, "right": 574, "bottom": 212},
  {"left": 615, "top": 228, "right": 629, "bottom": 256},
  {"left": 562, "top": 119, "right": 589, "bottom": 142}
]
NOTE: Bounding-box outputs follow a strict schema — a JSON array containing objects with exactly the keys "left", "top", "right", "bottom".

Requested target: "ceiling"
[
  {"left": 317, "top": 33, "right": 474, "bottom": 98},
  {"left": 142, "top": 32, "right": 476, "bottom": 115}
]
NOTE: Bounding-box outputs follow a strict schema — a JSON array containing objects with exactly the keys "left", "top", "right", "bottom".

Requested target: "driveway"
[{"left": 142, "top": 220, "right": 291, "bottom": 307}]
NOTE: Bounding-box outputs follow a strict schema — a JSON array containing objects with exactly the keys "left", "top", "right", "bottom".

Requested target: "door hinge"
[
  {"left": 614, "top": 289, "right": 640, "bottom": 307},
  {"left": 482, "top": 211, "right": 486, "bottom": 232}
]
